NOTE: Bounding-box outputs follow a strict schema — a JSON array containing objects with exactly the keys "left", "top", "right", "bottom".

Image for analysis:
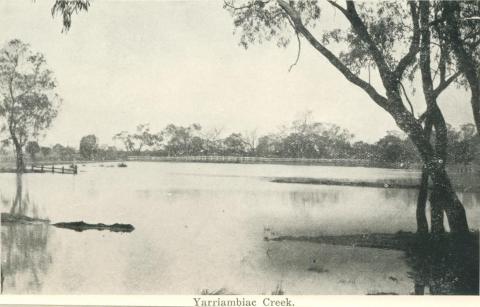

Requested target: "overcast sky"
[{"left": 0, "top": 0, "right": 474, "bottom": 147}]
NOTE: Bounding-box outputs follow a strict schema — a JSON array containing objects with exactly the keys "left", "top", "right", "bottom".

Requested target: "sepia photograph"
[{"left": 0, "top": 0, "right": 479, "bottom": 302}]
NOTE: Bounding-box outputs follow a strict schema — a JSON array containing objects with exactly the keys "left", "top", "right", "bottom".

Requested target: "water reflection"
[
  {"left": 459, "top": 192, "right": 479, "bottom": 209},
  {"left": 289, "top": 190, "right": 340, "bottom": 208},
  {"left": 383, "top": 188, "right": 418, "bottom": 203},
  {"left": 405, "top": 234, "right": 479, "bottom": 295},
  {"left": 1, "top": 174, "right": 52, "bottom": 294}
]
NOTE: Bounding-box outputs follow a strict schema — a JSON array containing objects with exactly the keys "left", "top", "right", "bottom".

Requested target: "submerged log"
[{"left": 52, "top": 221, "right": 134, "bottom": 233}]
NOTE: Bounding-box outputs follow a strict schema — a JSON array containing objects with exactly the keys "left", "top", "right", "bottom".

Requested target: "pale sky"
[{"left": 0, "top": 0, "right": 474, "bottom": 147}]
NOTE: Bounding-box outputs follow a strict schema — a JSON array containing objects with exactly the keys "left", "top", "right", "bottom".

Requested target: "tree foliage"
[
  {"left": 113, "top": 124, "right": 162, "bottom": 154},
  {"left": 51, "top": 0, "right": 91, "bottom": 32},
  {"left": 79, "top": 134, "right": 98, "bottom": 160},
  {"left": 25, "top": 140, "right": 40, "bottom": 161}
]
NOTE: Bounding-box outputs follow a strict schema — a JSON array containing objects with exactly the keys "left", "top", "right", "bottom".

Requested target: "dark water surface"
[{"left": 1, "top": 162, "right": 478, "bottom": 294}]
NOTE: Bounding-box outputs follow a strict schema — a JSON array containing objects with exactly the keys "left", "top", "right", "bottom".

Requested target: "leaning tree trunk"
[
  {"left": 429, "top": 166, "right": 469, "bottom": 233},
  {"left": 416, "top": 166, "right": 430, "bottom": 234},
  {"left": 387, "top": 104, "right": 469, "bottom": 234},
  {"left": 426, "top": 108, "right": 449, "bottom": 234},
  {"left": 416, "top": 118, "right": 432, "bottom": 234}
]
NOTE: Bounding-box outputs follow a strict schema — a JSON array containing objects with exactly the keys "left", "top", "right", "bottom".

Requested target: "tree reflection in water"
[
  {"left": 1, "top": 174, "right": 52, "bottom": 294},
  {"left": 406, "top": 233, "right": 479, "bottom": 295}
]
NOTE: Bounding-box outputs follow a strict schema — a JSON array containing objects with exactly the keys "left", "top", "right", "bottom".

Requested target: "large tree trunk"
[
  {"left": 426, "top": 108, "right": 449, "bottom": 234},
  {"left": 388, "top": 105, "right": 469, "bottom": 234},
  {"left": 430, "top": 167, "right": 469, "bottom": 233},
  {"left": 416, "top": 167, "right": 429, "bottom": 234},
  {"left": 429, "top": 184, "right": 446, "bottom": 234},
  {"left": 410, "top": 136, "right": 467, "bottom": 234},
  {"left": 416, "top": 116, "right": 433, "bottom": 234}
]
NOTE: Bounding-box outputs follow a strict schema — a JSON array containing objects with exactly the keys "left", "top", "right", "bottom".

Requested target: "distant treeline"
[{"left": 4, "top": 119, "right": 479, "bottom": 167}]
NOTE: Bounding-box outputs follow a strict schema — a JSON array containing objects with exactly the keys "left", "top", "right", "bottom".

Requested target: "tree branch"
[
  {"left": 277, "top": 0, "right": 388, "bottom": 108},
  {"left": 326, "top": 0, "right": 347, "bottom": 15},
  {"left": 400, "top": 81, "right": 415, "bottom": 115},
  {"left": 223, "top": 0, "right": 270, "bottom": 10},
  {"left": 343, "top": 1, "right": 394, "bottom": 89},
  {"left": 288, "top": 30, "right": 301, "bottom": 72},
  {"left": 284, "top": 14, "right": 301, "bottom": 72},
  {"left": 433, "top": 71, "right": 461, "bottom": 99},
  {"left": 394, "top": 1, "right": 420, "bottom": 80}
]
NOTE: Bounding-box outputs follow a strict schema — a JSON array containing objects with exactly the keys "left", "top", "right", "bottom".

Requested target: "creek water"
[{"left": 1, "top": 162, "right": 478, "bottom": 294}]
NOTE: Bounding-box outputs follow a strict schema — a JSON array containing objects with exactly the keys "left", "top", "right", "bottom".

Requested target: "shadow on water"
[
  {"left": 405, "top": 233, "right": 479, "bottom": 295},
  {"left": 1, "top": 174, "right": 52, "bottom": 294}
]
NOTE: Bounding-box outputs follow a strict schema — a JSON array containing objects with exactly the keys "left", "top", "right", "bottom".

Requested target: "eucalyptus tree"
[
  {"left": 25, "top": 141, "right": 40, "bottom": 162},
  {"left": 0, "top": 40, "right": 60, "bottom": 172},
  {"left": 51, "top": 0, "right": 91, "bottom": 32},
  {"left": 441, "top": 1, "right": 480, "bottom": 132},
  {"left": 79, "top": 134, "right": 98, "bottom": 160},
  {"left": 113, "top": 124, "right": 162, "bottom": 155},
  {"left": 224, "top": 0, "right": 478, "bottom": 233},
  {"left": 162, "top": 123, "right": 202, "bottom": 156}
]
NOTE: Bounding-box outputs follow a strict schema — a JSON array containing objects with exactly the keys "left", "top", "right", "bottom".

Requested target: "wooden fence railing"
[{"left": 30, "top": 164, "right": 78, "bottom": 175}]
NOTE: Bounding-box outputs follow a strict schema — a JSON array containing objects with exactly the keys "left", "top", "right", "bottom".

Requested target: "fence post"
[
  {"left": 52, "top": 165, "right": 54, "bottom": 173},
  {"left": 62, "top": 166, "right": 64, "bottom": 174},
  {"left": 41, "top": 165, "right": 44, "bottom": 172}
]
